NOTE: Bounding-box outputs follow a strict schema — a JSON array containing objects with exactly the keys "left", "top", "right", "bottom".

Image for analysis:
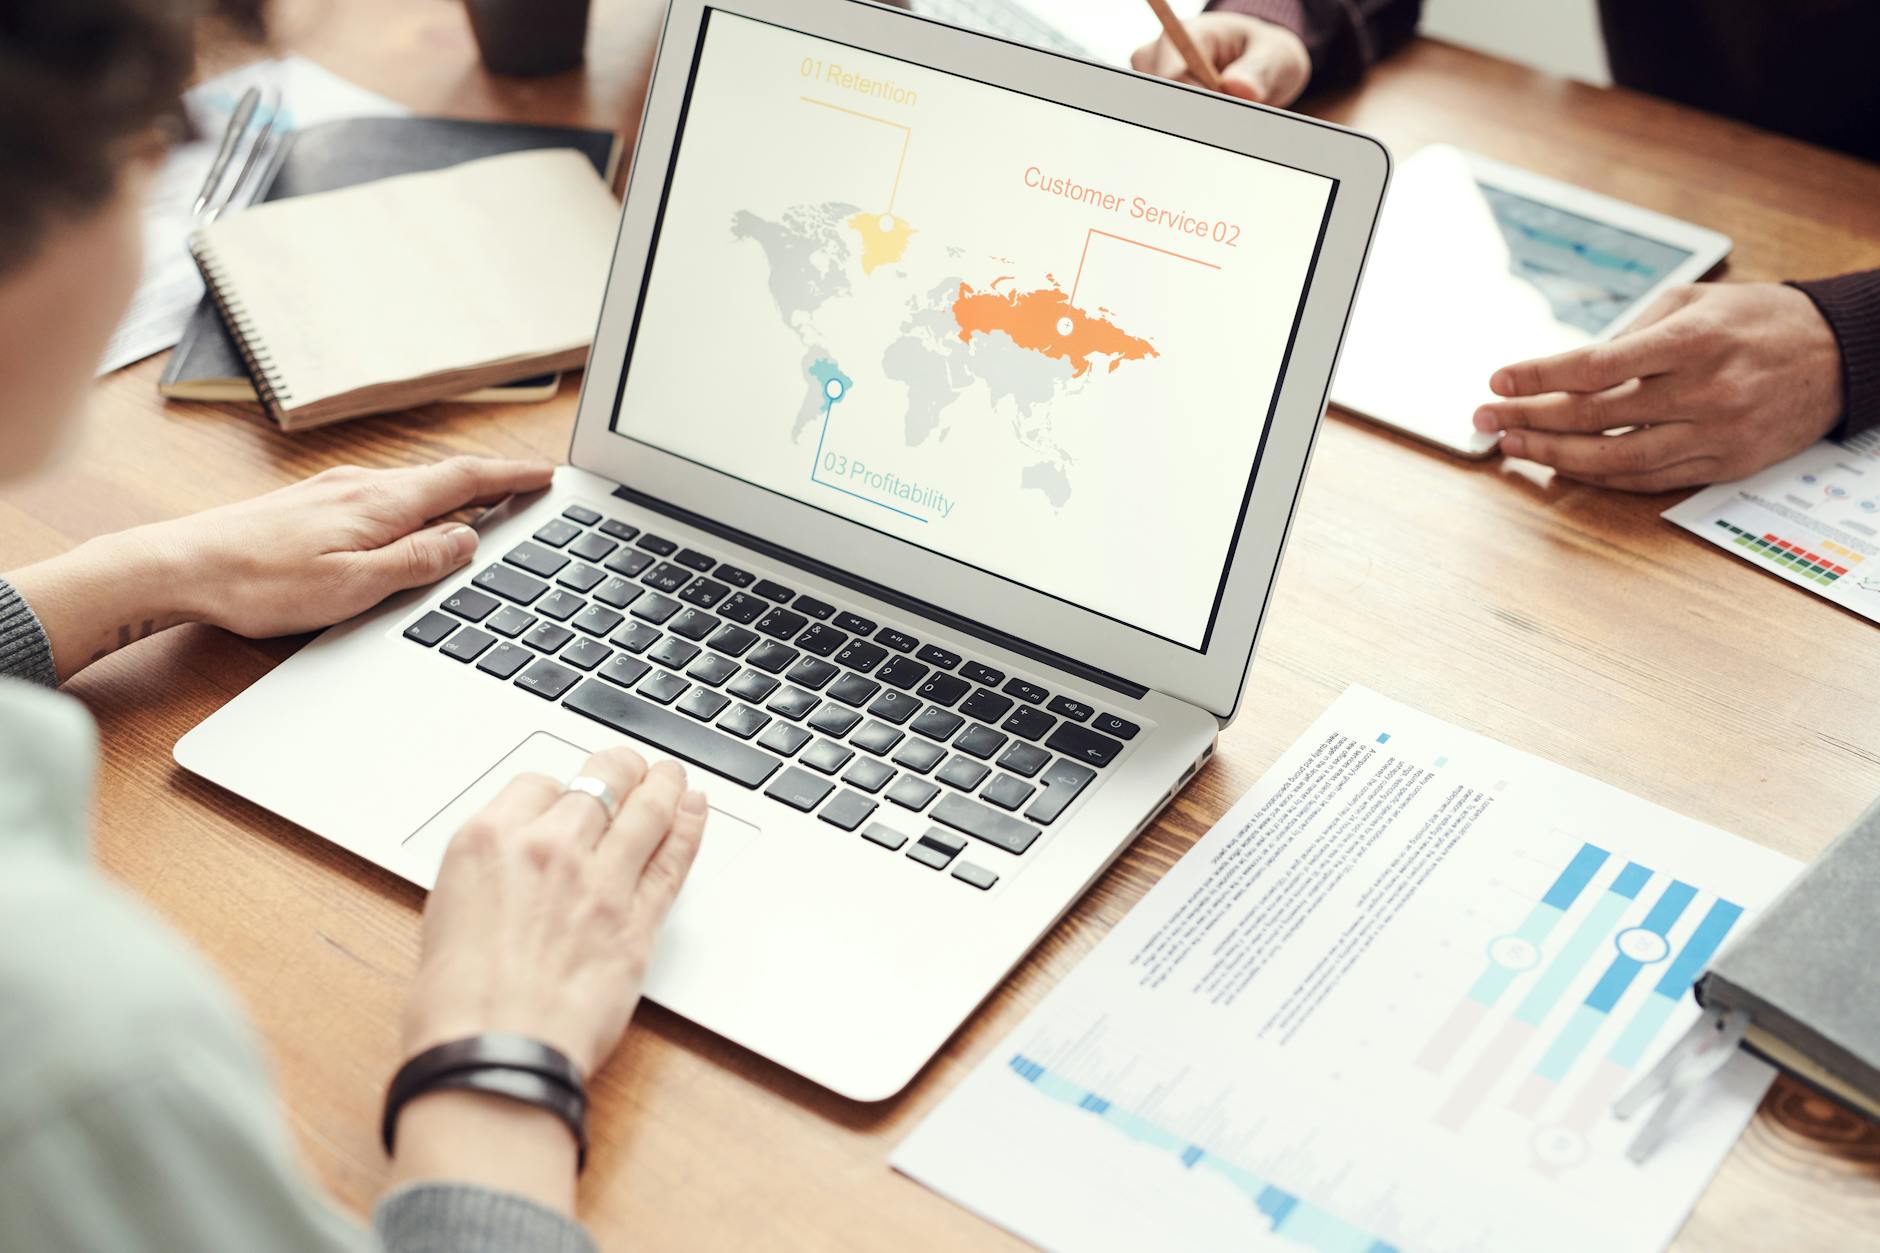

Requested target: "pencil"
[{"left": 1144, "top": 0, "right": 1223, "bottom": 93}]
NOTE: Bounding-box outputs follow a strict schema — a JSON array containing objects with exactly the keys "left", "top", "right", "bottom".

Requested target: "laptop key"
[
  {"left": 637, "top": 670, "right": 688, "bottom": 704},
  {"left": 515, "top": 659, "right": 581, "bottom": 701},
  {"left": 609, "top": 621, "right": 661, "bottom": 653},
  {"left": 867, "top": 690, "right": 921, "bottom": 725},
  {"left": 916, "top": 644, "right": 961, "bottom": 670},
  {"left": 441, "top": 626, "right": 495, "bottom": 662},
  {"left": 678, "top": 577, "right": 730, "bottom": 609},
  {"left": 1043, "top": 723, "right": 1124, "bottom": 769},
  {"left": 568, "top": 532, "right": 617, "bottom": 563},
  {"left": 996, "top": 741, "right": 1051, "bottom": 778},
  {"left": 534, "top": 518, "right": 581, "bottom": 548},
  {"left": 875, "top": 627, "right": 918, "bottom": 654},
  {"left": 630, "top": 592, "right": 681, "bottom": 624},
  {"left": 1093, "top": 713, "right": 1141, "bottom": 740},
  {"left": 834, "top": 639, "right": 888, "bottom": 674},
  {"left": 442, "top": 587, "right": 500, "bottom": 622},
  {"left": 485, "top": 605, "right": 536, "bottom": 638},
  {"left": 793, "top": 594, "right": 836, "bottom": 620},
  {"left": 1047, "top": 695, "right": 1095, "bottom": 722},
  {"left": 642, "top": 562, "right": 691, "bottom": 593},
  {"left": 523, "top": 622, "right": 574, "bottom": 653},
  {"left": 955, "top": 724, "right": 1008, "bottom": 760},
  {"left": 563, "top": 679, "right": 783, "bottom": 789},
  {"left": 795, "top": 623, "right": 846, "bottom": 657},
  {"left": 910, "top": 707, "right": 964, "bottom": 742},
  {"left": 861, "top": 822, "right": 908, "bottom": 851},
  {"left": 749, "top": 641, "right": 800, "bottom": 674},
  {"left": 677, "top": 688, "right": 731, "bottom": 722},
  {"left": 593, "top": 576, "right": 642, "bottom": 609},
  {"left": 981, "top": 774, "right": 1036, "bottom": 812},
  {"left": 557, "top": 563, "right": 607, "bottom": 593},
  {"left": 716, "top": 704, "right": 771, "bottom": 740},
  {"left": 727, "top": 669, "right": 780, "bottom": 703},
  {"left": 808, "top": 705, "right": 862, "bottom": 738},
  {"left": 799, "top": 739, "right": 853, "bottom": 775},
  {"left": 960, "top": 661, "right": 1004, "bottom": 687},
  {"left": 828, "top": 674, "right": 880, "bottom": 707},
  {"left": 675, "top": 547, "right": 716, "bottom": 572},
  {"left": 686, "top": 653, "right": 738, "bottom": 687},
  {"left": 766, "top": 686, "right": 819, "bottom": 720},
  {"left": 562, "top": 504, "right": 602, "bottom": 526},
  {"left": 708, "top": 624, "right": 760, "bottom": 657},
  {"left": 717, "top": 592, "right": 766, "bottom": 624},
  {"left": 599, "top": 655, "right": 651, "bottom": 689},
  {"left": 535, "top": 590, "right": 585, "bottom": 622},
  {"left": 757, "top": 721, "right": 811, "bottom": 757},
  {"left": 764, "top": 766, "right": 834, "bottom": 811},
  {"left": 1024, "top": 758, "right": 1098, "bottom": 824},
  {"left": 833, "top": 611, "right": 877, "bottom": 635},
  {"left": 842, "top": 757, "right": 895, "bottom": 793},
  {"left": 476, "top": 641, "right": 532, "bottom": 679},
  {"left": 915, "top": 673, "right": 971, "bottom": 707},
  {"left": 635, "top": 533, "right": 678, "bottom": 556},
  {"left": 951, "top": 862, "right": 999, "bottom": 891},
  {"left": 571, "top": 605, "right": 624, "bottom": 637},
  {"left": 960, "top": 688, "right": 1014, "bottom": 724},
  {"left": 937, "top": 756, "right": 990, "bottom": 792},
  {"left": 752, "top": 578, "right": 795, "bottom": 602},
  {"left": 886, "top": 775, "right": 941, "bottom": 811},
  {"left": 850, "top": 720, "right": 904, "bottom": 756},
  {"left": 561, "top": 638, "right": 611, "bottom": 671},
  {"left": 649, "top": 636, "right": 699, "bottom": 669},
  {"left": 598, "top": 517, "right": 639, "bottom": 541},
  {"left": 604, "top": 548, "right": 654, "bottom": 578},
  {"left": 891, "top": 738, "right": 946, "bottom": 774},
  {"left": 473, "top": 563, "right": 547, "bottom": 605},
  {"left": 1001, "top": 677, "right": 1049, "bottom": 705},
  {"left": 713, "top": 563, "right": 754, "bottom": 587},
  {"left": 756, "top": 608, "right": 809, "bottom": 640},
  {"left": 405, "top": 611, "right": 458, "bottom": 646},
  {"left": 784, "top": 656, "right": 837, "bottom": 689},
  {"left": 505, "top": 541, "right": 569, "bottom": 579},
  {"left": 1001, "top": 706, "right": 1056, "bottom": 742},
  {"left": 876, "top": 656, "right": 928, "bottom": 690},
  {"left": 908, "top": 829, "right": 965, "bottom": 870},
  {"left": 819, "top": 789, "right": 878, "bottom": 832},
  {"left": 931, "top": 793, "right": 1042, "bottom": 855},
  {"left": 668, "top": 608, "right": 720, "bottom": 642}
]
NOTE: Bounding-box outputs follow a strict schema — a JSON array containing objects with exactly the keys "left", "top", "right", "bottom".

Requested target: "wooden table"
[{"left": 7, "top": 1, "right": 1879, "bottom": 1247}]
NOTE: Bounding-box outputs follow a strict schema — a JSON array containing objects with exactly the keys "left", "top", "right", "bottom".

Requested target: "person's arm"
[
  {"left": 1791, "top": 269, "right": 1880, "bottom": 441},
  {"left": 3, "top": 456, "right": 553, "bottom": 684},
  {"left": 1207, "top": 0, "right": 1422, "bottom": 93},
  {"left": 1131, "top": 0, "right": 1420, "bottom": 105}
]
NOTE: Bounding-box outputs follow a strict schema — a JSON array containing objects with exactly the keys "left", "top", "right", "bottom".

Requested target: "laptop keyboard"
[{"left": 402, "top": 503, "right": 1143, "bottom": 890}]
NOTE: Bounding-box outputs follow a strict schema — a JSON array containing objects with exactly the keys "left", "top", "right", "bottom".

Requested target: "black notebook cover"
[{"left": 161, "top": 116, "right": 621, "bottom": 397}]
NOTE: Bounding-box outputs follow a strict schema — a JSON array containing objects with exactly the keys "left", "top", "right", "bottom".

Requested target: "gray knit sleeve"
[
  {"left": 372, "top": 1184, "right": 597, "bottom": 1253},
  {"left": 0, "top": 577, "right": 56, "bottom": 687}
]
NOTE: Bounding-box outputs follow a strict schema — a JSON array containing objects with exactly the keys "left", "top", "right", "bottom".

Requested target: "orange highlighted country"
[{"left": 951, "top": 279, "right": 1157, "bottom": 378}]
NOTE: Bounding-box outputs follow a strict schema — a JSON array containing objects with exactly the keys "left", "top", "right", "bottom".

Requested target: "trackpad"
[{"left": 398, "top": 731, "right": 760, "bottom": 892}]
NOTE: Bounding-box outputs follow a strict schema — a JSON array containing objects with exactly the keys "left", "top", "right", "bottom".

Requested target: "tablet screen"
[{"left": 1479, "top": 184, "right": 1693, "bottom": 335}]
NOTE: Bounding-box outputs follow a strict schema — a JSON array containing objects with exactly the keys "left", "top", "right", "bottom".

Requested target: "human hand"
[
  {"left": 401, "top": 748, "right": 707, "bottom": 1080},
  {"left": 1473, "top": 283, "right": 1845, "bottom": 492},
  {"left": 1130, "top": 13, "right": 1311, "bottom": 106}
]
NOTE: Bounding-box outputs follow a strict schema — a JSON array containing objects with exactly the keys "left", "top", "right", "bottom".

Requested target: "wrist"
[
  {"left": 6, "top": 525, "right": 192, "bottom": 681},
  {"left": 389, "top": 1088, "right": 580, "bottom": 1216}
]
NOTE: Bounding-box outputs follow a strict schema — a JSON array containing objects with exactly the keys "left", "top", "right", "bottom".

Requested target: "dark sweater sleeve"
[
  {"left": 1206, "top": 0, "right": 1422, "bottom": 93},
  {"left": 1791, "top": 270, "right": 1880, "bottom": 442},
  {"left": 0, "top": 576, "right": 56, "bottom": 687}
]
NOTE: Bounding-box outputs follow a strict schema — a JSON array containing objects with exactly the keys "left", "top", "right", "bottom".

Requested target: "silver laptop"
[{"left": 176, "top": 0, "right": 1387, "bottom": 1102}]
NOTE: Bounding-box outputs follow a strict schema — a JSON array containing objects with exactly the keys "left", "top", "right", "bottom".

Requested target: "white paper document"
[
  {"left": 1663, "top": 428, "right": 1880, "bottom": 626},
  {"left": 98, "top": 55, "right": 403, "bottom": 377},
  {"left": 894, "top": 686, "right": 1799, "bottom": 1253}
]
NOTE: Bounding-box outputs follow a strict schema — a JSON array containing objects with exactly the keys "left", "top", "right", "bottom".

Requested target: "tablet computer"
[{"left": 1330, "top": 145, "right": 1731, "bottom": 457}]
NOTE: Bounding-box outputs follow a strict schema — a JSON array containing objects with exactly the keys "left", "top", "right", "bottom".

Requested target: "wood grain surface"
[{"left": 3, "top": 2, "right": 1877, "bottom": 1248}]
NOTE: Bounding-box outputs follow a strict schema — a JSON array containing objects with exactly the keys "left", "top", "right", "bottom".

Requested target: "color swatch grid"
[{"left": 1712, "top": 520, "right": 1858, "bottom": 586}]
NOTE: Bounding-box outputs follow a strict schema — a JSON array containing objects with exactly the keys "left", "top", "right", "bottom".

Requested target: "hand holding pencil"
[{"left": 1129, "top": 8, "right": 1313, "bottom": 107}]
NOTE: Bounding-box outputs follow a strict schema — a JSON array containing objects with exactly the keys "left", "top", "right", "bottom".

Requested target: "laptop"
[{"left": 176, "top": 0, "right": 1388, "bottom": 1102}]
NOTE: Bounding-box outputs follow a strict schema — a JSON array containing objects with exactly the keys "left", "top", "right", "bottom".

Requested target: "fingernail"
[
  {"left": 446, "top": 524, "right": 477, "bottom": 560},
  {"left": 1489, "top": 369, "right": 1513, "bottom": 395},
  {"left": 680, "top": 789, "right": 709, "bottom": 814},
  {"left": 1501, "top": 431, "right": 1526, "bottom": 457},
  {"left": 1472, "top": 407, "right": 1499, "bottom": 432}
]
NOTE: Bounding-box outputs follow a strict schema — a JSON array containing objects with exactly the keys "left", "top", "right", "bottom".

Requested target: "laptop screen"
[{"left": 609, "top": 7, "right": 1337, "bottom": 651}]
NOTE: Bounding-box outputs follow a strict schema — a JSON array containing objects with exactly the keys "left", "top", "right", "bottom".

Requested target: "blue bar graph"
[
  {"left": 1466, "top": 843, "right": 1610, "bottom": 1006},
  {"left": 1009, "top": 1054, "right": 1399, "bottom": 1253},
  {"left": 1513, "top": 861, "right": 1652, "bottom": 1026},
  {"left": 1609, "top": 898, "right": 1744, "bottom": 1068}
]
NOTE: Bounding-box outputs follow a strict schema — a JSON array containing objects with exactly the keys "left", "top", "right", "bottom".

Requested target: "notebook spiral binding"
[{"left": 188, "top": 235, "right": 295, "bottom": 415}]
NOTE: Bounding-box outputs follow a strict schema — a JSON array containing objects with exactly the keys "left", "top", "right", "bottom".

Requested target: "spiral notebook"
[{"left": 187, "top": 148, "right": 620, "bottom": 429}]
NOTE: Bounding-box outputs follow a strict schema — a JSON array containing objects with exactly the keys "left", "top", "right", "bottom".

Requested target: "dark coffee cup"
[{"left": 464, "top": 0, "right": 592, "bottom": 77}]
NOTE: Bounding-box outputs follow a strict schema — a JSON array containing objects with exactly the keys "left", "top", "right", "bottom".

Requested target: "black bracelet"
[{"left": 383, "top": 1033, "right": 589, "bottom": 1170}]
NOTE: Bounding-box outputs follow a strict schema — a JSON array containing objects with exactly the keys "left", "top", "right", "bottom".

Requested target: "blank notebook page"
[{"left": 190, "top": 148, "right": 620, "bottom": 408}]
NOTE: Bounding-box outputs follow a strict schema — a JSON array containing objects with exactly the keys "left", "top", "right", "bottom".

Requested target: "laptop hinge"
[{"left": 610, "top": 485, "right": 1150, "bottom": 700}]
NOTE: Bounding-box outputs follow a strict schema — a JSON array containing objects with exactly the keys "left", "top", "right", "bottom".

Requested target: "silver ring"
[{"left": 562, "top": 775, "right": 622, "bottom": 820}]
